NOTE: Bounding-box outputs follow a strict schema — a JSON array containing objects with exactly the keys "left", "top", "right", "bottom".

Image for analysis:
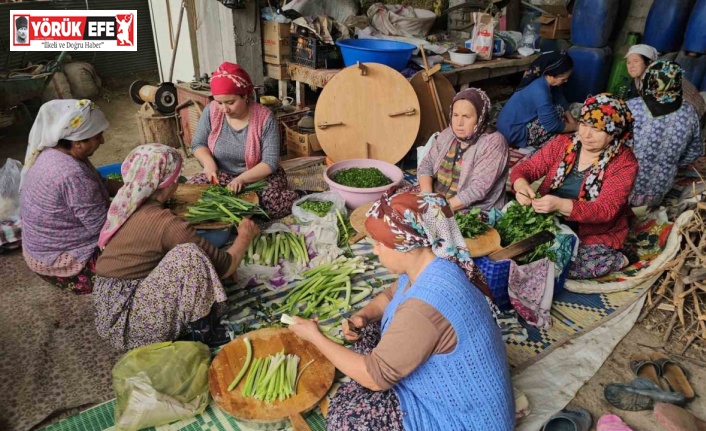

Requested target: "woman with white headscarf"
[{"left": 20, "top": 99, "right": 114, "bottom": 294}]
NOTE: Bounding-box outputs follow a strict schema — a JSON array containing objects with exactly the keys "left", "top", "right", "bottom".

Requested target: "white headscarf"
[
  {"left": 625, "top": 44, "right": 659, "bottom": 61},
  {"left": 21, "top": 99, "right": 109, "bottom": 187}
]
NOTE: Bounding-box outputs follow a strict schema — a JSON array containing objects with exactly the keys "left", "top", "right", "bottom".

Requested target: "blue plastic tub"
[
  {"left": 336, "top": 39, "right": 416, "bottom": 71},
  {"left": 196, "top": 228, "right": 233, "bottom": 248},
  {"left": 96, "top": 163, "right": 122, "bottom": 178}
]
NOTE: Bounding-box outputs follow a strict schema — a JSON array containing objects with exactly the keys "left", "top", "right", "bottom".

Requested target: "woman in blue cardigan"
[
  {"left": 497, "top": 51, "right": 578, "bottom": 148},
  {"left": 289, "top": 191, "right": 514, "bottom": 431}
]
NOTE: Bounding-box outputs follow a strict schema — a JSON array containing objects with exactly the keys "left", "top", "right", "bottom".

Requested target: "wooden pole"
[{"left": 420, "top": 46, "right": 446, "bottom": 131}]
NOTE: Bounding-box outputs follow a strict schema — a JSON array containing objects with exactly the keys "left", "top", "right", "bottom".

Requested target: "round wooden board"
[
  {"left": 464, "top": 227, "right": 502, "bottom": 258},
  {"left": 409, "top": 72, "right": 456, "bottom": 147},
  {"left": 209, "top": 327, "right": 335, "bottom": 425},
  {"left": 169, "top": 183, "right": 258, "bottom": 230},
  {"left": 315, "top": 63, "right": 420, "bottom": 164},
  {"left": 349, "top": 202, "right": 372, "bottom": 237}
]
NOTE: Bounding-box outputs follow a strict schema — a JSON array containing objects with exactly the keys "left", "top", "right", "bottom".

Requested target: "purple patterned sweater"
[{"left": 20, "top": 149, "right": 109, "bottom": 266}]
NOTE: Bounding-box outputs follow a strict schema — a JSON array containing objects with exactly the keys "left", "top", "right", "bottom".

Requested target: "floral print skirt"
[
  {"left": 187, "top": 167, "right": 299, "bottom": 219},
  {"left": 568, "top": 244, "right": 627, "bottom": 280},
  {"left": 36, "top": 249, "right": 99, "bottom": 295},
  {"left": 526, "top": 105, "right": 565, "bottom": 149},
  {"left": 326, "top": 323, "right": 404, "bottom": 431},
  {"left": 93, "top": 243, "right": 228, "bottom": 351}
]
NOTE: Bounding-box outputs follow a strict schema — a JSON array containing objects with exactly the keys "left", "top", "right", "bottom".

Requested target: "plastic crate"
[
  {"left": 290, "top": 34, "right": 343, "bottom": 69},
  {"left": 276, "top": 109, "right": 310, "bottom": 156}
]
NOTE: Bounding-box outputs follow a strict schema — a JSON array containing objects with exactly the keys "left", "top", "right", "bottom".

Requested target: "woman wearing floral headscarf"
[
  {"left": 512, "top": 94, "right": 639, "bottom": 279},
  {"left": 288, "top": 191, "right": 514, "bottom": 431},
  {"left": 627, "top": 61, "right": 702, "bottom": 208},
  {"left": 20, "top": 99, "right": 117, "bottom": 294},
  {"left": 418, "top": 87, "right": 509, "bottom": 211},
  {"left": 187, "top": 62, "right": 299, "bottom": 219},
  {"left": 94, "top": 144, "right": 258, "bottom": 351}
]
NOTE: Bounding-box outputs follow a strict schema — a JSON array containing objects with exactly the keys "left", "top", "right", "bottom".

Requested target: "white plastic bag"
[
  {"left": 417, "top": 132, "right": 439, "bottom": 169},
  {"left": 0, "top": 159, "right": 22, "bottom": 221},
  {"left": 471, "top": 12, "right": 494, "bottom": 60},
  {"left": 292, "top": 192, "right": 347, "bottom": 225},
  {"left": 367, "top": 3, "right": 437, "bottom": 38}
]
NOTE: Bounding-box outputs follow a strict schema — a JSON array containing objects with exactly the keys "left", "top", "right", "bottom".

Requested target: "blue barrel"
[
  {"left": 685, "top": 0, "right": 706, "bottom": 53},
  {"left": 676, "top": 50, "right": 706, "bottom": 86},
  {"left": 564, "top": 46, "right": 613, "bottom": 103},
  {"left": 571, "top": 0, "right": 620, "bottom": 48},
  {"left": 644, "top": 0, "right": 693, "bottom": 53}
]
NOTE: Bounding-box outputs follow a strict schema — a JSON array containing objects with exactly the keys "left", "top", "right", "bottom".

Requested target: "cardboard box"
[
  {"left": 266, "top": 63, "right": 289, "bottom": 80},
  {"left": 285, "top": 124, "right": 323, "bottom": 158},
  {"left": 536, "top": 5, "right": 571, "bottom": 40},
  {"left": 262, "top": 20, "right": 291, "bottom": 65}
]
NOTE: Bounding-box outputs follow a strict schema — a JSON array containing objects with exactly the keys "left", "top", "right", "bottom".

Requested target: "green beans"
[
  {"left": 185, "top": 185, "right": 268, "bottom": 224},
  {"left": 298, "top": 200, "right": 334, "bottom": 217},
  {"left": 245, "top": 232, "right": 310, "bottom": 266}
]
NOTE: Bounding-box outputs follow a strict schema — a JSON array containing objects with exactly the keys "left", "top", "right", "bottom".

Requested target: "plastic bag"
[
  {"left": 292, "top": 192, "right": 346, "bottom": 225},
  {"left": 0, "top": 159, "right": 22, "bottom": 221},
  {"left": 520, "top": 23, "right": 537, "bottom": 50},
  {"left": 417, "top": 132, "right": 439, "bottom": 169},
  {"left": 113, "top": 341, "right": 211, "bottom": 431},
  {"left": 471, "top": 12, "right": 494, "bottom": 60}
]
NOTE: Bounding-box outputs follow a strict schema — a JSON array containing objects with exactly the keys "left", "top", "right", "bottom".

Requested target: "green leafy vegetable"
[
  {"left": 495, "top": 201, "right": 558, "bottom": 264},
  {"left": 331, "top": 168, "right": 392, "bottom": 188},
  {"left": 454, "top": 208, "right": 489, "bottom": 239},
  {"left": 105, "top": 173, "right": 123, "bottom": 181},
  {"left": 298, "top": 200, "right": 334, "bottom": 217}
]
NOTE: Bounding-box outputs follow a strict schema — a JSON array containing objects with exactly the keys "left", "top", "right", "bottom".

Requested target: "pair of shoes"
[
  {"left": 654, "top": 403, "right": 706, "bottom": 431},
  {"left": 604, "top": 377, "right": 687, "bottom": 411},
  {"left": 179, "top": 310, "right": 232, "bottom": 348},
  {"left": 541, "top": 407, "right": 592, "bottom": 431}
]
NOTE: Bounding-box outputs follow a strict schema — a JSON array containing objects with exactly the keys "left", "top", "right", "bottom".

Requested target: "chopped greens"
[
  {"left": 454, "top": 208, "right": 489, "bottom": 239},
  {"left": 331, "top": 167, "right": 392, "bottom": 189},
  {"left": 105, "top": 173, "right": 123, "bottom": 181},
  {"left": 298, "top": 200, "right": 334, "bottom": 217}
]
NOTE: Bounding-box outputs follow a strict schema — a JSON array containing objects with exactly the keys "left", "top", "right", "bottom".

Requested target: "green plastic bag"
[{"left": 112, "top": 341, "right": 211, "bottom": 431}]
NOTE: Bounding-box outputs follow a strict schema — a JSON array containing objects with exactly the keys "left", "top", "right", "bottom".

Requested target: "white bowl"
[{"left": 449, "top": 49, "right": 477, "bottom": 66}]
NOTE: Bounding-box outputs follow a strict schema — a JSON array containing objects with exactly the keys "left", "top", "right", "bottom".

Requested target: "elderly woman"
[
  {"left": 418, "top": 88, "right": 509, "bottom": 211},
  {"left": 497, "top": 51, "right": 578, "bottom": 149},
  {"left": 94, "top": 144, "right": 258, "bottom": 350},
  {"left": 512, "top": 94, "right": 638, "bottom": 279},
  {"left": 289, "top": 191, "right": 514, "bottom": 431},
  {"left": 625, "top": 45, "right": 706, "bottom": 121},
  {"left": 627, "top": 61, "right": 703, "bottom": 208},
  {"left": 187, "top": 62, "right": 298, "bottom": 219},
  {"left": 20, "top": 99, "right": 118, "bottom": 294}
]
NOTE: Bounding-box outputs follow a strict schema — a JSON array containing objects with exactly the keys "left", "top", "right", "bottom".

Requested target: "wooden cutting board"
[
  {"left": 209, "top": 327, "right": 335, "bottom": 430},
  {"left": 347, "top": 202, "right": 373, "bottom": 244},
  {"left": 463, "top": 227, "right": 502, "bottom": 258},
  {"left": 168, "top": 183, "right": 258, "bottom": 230}
]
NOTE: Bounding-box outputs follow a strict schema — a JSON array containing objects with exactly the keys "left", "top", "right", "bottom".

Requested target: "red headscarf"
[{"left": 210, "top": 62, "right": 254, "bottom": 97}]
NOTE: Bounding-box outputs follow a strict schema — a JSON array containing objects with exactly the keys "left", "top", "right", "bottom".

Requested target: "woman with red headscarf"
[
  {"left": 187, "top": 62, "right": 299, "bottom": 219},
  {"left": 288, "top": 191, "right": 514, "bottom": 431}
]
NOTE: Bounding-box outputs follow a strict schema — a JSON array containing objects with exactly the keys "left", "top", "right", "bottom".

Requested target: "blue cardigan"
[{"left": 497, "top": 77, "right": 566, "bottom": 147}]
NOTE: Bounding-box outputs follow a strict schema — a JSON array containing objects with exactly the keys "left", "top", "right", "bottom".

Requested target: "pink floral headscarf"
[{"left": 98, "top": 144, "right": 182, "bottom": 248}]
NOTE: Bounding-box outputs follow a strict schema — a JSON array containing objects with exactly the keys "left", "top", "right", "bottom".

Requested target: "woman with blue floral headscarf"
[
  {"left": 627, "top": 60, "right": 703, "bottom": 208},
  {"left": 288, "top": 191, "right": 514, "bottom": 431}
]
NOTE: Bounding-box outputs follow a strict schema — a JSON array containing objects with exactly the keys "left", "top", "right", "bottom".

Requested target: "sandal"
[
  {"left": 604, "top": 377, "right": 687, "bottom": 411},
  {"left": 597, "top": 414, "right": 633, "bottom": 431},
  {"left": 651, "top": 352, "right": 695, "bottom": 399},
  {"left": 629, "top": 353, "right": 661, "bottom": 387},
  {"left": 654, "top": 403, "right": 706, "bottom": 431},
  {"left": 541, "top": 407, "right": 592, "bottom": 431}
]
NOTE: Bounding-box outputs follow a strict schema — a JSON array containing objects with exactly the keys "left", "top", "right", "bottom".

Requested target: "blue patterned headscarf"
[
  {"left": 365, "top": 190, "right": 491, "bottom": 299},
  {"left": 642, "top": 60, "right": 683, "bottom": 117}
]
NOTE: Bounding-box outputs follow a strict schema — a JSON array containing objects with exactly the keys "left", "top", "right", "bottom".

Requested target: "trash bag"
[
  {"left": 0, "top": 159, "right": 22, "bottom": 221},
  {"left": 113, "top": 341, "right": 211, "bottom": 431},
  {"left": 291, "top": 192, "right": 346, "bottom": 225}
]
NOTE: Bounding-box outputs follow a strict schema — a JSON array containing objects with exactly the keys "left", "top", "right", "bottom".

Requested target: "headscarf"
[
  {"left": 15, "top": 16, "right": 27, "bottom": 29},
  {"left": 21, "top": 99, "right": 109, "bottom": 188},
  {"left": 209, "top": 62, "right": 254, "bottom": 97},
  {"left": 517, "top": 51, "right": 573, "bottom": 90},
  {"left": 625, "top": 44, "right": 658, "bottom": 62},
  {"left": 98, "top": 144, "right": 182, "bottom": 249},
  {"left": 365, "top": 191, "right": 492, "bottom": 299},
  {"left": 641, "top": 60, "right": 683, "bottom": 117},
  {"left": 549, "top": 93, "right": 633, "bottom": 200},
  {"left": 435, "top": 88, "right": 493, "bottom": 197}
]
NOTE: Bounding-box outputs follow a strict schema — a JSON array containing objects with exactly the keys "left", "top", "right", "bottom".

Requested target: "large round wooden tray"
[
  {"left": 168, "top": 183, "right": 258, "bottom": 230},
  {"left": 209, "top": 327, "right": 335, "bottom": 430},
  {"left": 409, "top": 71, "right": 456, "bottom": 147}
]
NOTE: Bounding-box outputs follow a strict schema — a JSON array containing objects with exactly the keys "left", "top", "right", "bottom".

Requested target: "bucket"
[{"left": 336, "top": 39, "right": 415, "bottom": 71}]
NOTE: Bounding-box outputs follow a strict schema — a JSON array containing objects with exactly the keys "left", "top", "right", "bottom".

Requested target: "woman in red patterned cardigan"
[{"left": 510, "top": 94, "right": 639, "bottom": 279}]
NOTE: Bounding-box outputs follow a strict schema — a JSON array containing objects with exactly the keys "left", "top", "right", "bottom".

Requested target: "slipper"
[
  {"left": 597, "top": 414, "right": 634, "bottom": 431},
  {"left": 604, "top": 377, "right": 687, "bottom": 411},
  {"left": 651, "top": 352, "right": 695, "bottom": 399},
  {"left": 629, "top": 353, "right": 661, "bottom": 387},
  {"left": 541, "top": 407, "right": 592, "bottom": 431},
  {"left": 654, "top": 403, "right": 706, "bottom": 431}
]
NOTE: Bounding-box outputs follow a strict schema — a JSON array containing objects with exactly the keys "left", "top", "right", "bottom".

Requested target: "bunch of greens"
[
  {"left": 454, "top": 208, "right": 489, "bottom": 239},
  {"left": 105, "top": 173, "right": 123, "bottom": 181},
  {"left": 331, "top": 167, "right": 392, "bottom": 188},
  {"left": 185, "top": 183, "right": 268, "bottom": 224},
  {"left": 245, "top": 232, "right": 309, "bottom": 266},
  {"left": 336, "top": 210, "right": 354, "bottom": 256},
  {"left": 495, "top": 202, "right": 558, "bottom": 264},
  {"left": 298, "top": 200, "right": 334, "bottom": 217}
]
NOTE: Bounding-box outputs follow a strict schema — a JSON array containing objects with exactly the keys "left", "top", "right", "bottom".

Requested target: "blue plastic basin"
[
  {"left": 336, "top": 39, "right": 416, "bottom": 71},
  {"left": 96, "top": 163, "right": 122, "bottom": 178},
  {"left": 196, "top": 228, "right": 233, "bottom": 248}
]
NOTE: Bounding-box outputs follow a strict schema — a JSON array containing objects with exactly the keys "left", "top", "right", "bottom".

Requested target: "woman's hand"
[
  {"left": 342, "top": 315, "right": 368, "bottom": 342},
  {"left": 288, "top": 316, "right": 324, "bottom": 343},
  {"left": 236, "top": 218, "right": 259, "bottom": 243},
  {"left": 532, "top": 195, "right": 573, "bottom": 216},
  {"left": 204, "top": 168, "right": 218, "bottom": 184},
  {"left": 227, "top": 176, "right": 246, "bottom": 193},
  {"left": 513, "top": 178, "right": 536, "bottom": 206}
]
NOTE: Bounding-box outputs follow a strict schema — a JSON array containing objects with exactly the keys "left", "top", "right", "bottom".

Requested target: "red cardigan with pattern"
[{"left": 509, "top": 134, "right": 639, "bottom": 250}]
